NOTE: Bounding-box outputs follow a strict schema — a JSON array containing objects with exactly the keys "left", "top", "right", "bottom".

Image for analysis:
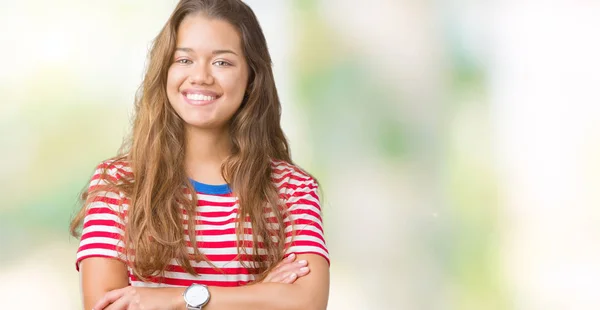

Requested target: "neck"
[{"left": 184, "top": 126, "right": 232, "bottom": 184}]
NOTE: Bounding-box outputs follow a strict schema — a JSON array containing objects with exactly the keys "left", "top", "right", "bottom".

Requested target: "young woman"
[{"left": 69, "top": 1, "right": 330, "bottom": 309}]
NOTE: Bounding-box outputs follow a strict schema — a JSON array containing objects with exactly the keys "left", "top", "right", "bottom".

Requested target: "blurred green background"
[{"left": 1, "top": 1, "right": 600, "bottom": 309}]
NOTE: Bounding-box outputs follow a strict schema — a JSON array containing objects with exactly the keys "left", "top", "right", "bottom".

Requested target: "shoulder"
[
  {"left": 271, "top": 159, "right": 319, "bottom": 203},
  {"left": 271, "top": 159, "right": 317, "bottom": 188},
  {"left": 91, "top": 157, "right": 133, "bottom": 184}
]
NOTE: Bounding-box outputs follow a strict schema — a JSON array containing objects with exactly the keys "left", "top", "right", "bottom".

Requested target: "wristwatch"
[{"left": 183, "top": 283, "right": 211, "bottom": 310}]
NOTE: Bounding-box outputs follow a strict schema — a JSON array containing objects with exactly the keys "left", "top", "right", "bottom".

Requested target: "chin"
[{"left": 183, "top": 119, "right": 224, "bottom": 131}]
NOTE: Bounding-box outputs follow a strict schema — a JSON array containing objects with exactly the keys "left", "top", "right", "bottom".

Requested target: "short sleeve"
[
  {"left": 75, "top": 163, "right": 127, "bottom": 270},
  {"left": 284, "top": 178, "right": 330, "bottom": 265}
]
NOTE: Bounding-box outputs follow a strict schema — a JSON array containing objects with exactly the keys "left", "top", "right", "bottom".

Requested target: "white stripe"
[
  {"left": 185, "top": 222, "right": 284, "bottom": 231},
  {"left": 196, "top": 194, "right": 238, "bottom": 203},
  {"left": 286, "top": 193, "right": 319, "bottom": 204},
  {"left": 81, "top": 224, "right": 124, "bottom": 236},
  {"left": 285, "top": 224, "right": 324, "bottom": 235},
  {"left": 275, "top": 177, "right": 314, "bottom": 188},
  {"left": 185, "top": 246, "right": 268, "bottom": 256},
  {"left": 131, "top": 281, "right": 177, "bottom": 288},
  {"left": 87, "top": 190, "right": 121, "bottom": 199},
  {"left": 86, "top": 201, "right": 124, "bottom": 213},
  {"left": 76, "top": 248, "right": 122, "bottom": 260},
  {"left": 285, "top": 246, "right": 329, "bottom": 258},
  {"left": 172, "top": 259, "right": 253, "bottom": 269},
  {"left": 193, "top": 205, "right": 238, "bottom": 213},
  {"left": 182, "top": 212, "right": 238, "bottom": 222},
  {"left": 161, "top": 271, "right": 256, "bottom": 282},
  {"left": 83, "top": 210, "right": 123, "bottom": 223},
  {"left": 79, "top": 237, "right": 124, "bottom": 247},
  {"left": 286, "top": 214, "right": 322, "bottom": 226},
  {"left": 284, "top": 234, "right": 326, "bottom": 246}
]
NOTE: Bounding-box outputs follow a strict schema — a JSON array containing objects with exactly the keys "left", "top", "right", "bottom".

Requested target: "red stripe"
[
  {"left": 77, "top": 242, "right": 125, "bottom": 253},
  {"left": 97, "top": 161, "right": 133, "bottom": 177},
  {"left": 187, "top": 240, "right": 260, "bottom": 249},
  {"left": 272, "top": 171, "right": 312, "bottom": 184},
  {"left": 288, "top": 240, "right": 328, "bottom": 252},
  {"left": 278, "top": 182, "right": 318, "bottom": 192},
  {"left": 88, "top": 196, "right": 121, "bottom": 206},
  {"left": 288, "top": 219, "right": 324, "bottom": 233},
  {"left": 285, "top": 230, "right": 326, "bottom": 244},
  {"left": 90, "top": 173, "right": 120, "bottom": 184},
  {"left": 197, "top": 200, "right": 236, "bottom": 207},
  {"left": 75, "top": 254, "right": 127, "bottom": 271},
  {"left": 86, "top": 206, "right": 120, "bottom": 216},
  {"left": 286, "top": 190, "right": 319, "bottom": 201},
  {"left": 81, "top": 230, "right": 123, "bottom": 240},
  {"left": 183, "top": 216, "right": 238, "bottom": 226},
  {"left": 201, "top": 253, "right": 269, "bottom": 261},
  {"left": 288, "top": 207, "right": 323, "bottom": 222},
  {"left": 184, "top": 227, "right": 251, "bottom": 236},
  {"left": 83, "top": 219, "right": 125, "bottom": 230},
  {"left": 165, "top": 265, "right": 255, "bottom": 275},
  {"left": 131, "top": 276, "right": 252, "bottom": 287},
  {"left": 272, "top": 165, "right": 311, "bottom": 179},
  {"left": 285, "top": 251, "right": 330, "bottom": 266}
]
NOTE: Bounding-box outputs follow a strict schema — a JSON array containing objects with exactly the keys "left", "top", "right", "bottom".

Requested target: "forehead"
[{"left": 176, "top": 14, "right": 242, "bottom": 53}]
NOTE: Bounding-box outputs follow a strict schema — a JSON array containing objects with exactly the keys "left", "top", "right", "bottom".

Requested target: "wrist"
[{"left": 170, "top": 287, "right": 187, "bottom": 310}]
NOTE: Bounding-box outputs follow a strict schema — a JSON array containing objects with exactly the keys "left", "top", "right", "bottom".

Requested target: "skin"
[
  {"left": 81, "top": 13, "right": 329, "bottom": 310},
  {"left": 81, "top": 254, "right": 312, "bottom": 310},
  {"left": 166, "top": 13, "right": 249, "bottom": 132}
]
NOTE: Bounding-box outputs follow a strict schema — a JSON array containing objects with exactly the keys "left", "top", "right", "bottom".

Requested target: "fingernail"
[
  {"left": 300, "top": 267, "right": 309, "bottom": 272},
  {"left": 297, "top": 260, "right": 307, "bottom": 265},
  {"left": 288, "top": 253, "right": 295, "bottom": 260},
  {"left": 290, "top": 273, "right": 297, "bottom": 279}
]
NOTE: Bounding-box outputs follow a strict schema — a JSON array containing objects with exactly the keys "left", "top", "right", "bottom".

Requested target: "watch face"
[{"left": 185, "top": 284, "right": 210, "bottom": 306}]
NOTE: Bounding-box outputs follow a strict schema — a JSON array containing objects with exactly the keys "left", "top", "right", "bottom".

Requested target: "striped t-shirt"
[{"left": 75, "top": 159, "right": 329, "bottom": 287}]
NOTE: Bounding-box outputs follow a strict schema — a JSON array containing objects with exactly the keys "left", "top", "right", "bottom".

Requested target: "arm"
[
  {"left": 80, "top": 258, "right": 129, "bottom": 310},
  {"left": 92, "top": 253, "right": 328, "bottom": 310},
  {"left": 75, "top": 162, "right": 132, "bottom": 310}
]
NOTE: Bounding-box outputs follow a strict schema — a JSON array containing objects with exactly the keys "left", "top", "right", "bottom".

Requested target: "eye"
[
  {"left": 213, "top": 60, "right": 232, "bottom": 67},
  {"left": 176, "top": 59, "right": 192, "bottom": 64}
]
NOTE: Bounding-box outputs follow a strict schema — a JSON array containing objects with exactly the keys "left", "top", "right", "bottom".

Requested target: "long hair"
[{"left": 70, "top": 0, "right": 293, "bottom": 281}]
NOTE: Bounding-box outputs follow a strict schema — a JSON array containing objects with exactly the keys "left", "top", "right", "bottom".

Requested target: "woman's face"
[{"left": 167, "top": 13, "right": 249, "bottom": 131}]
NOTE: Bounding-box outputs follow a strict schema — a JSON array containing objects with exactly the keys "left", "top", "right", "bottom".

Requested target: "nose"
[{"left": 189, "top": 63, "right": 214, "bottom": 85}]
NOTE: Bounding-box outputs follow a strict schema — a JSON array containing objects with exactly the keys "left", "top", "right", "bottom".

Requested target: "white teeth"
[{"left": 186, "top": 93, "right": 216, "bottom": 101}]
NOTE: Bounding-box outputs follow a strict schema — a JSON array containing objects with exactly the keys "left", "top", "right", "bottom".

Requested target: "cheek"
[
  {"left": 220, "top": 71, "right": 249, "bottom": 98},
  {"left": 167, "top": 67, "right": 186, "bottom": 92}
]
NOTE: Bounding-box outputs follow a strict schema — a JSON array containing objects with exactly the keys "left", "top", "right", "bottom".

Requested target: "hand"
[
  {"left": 93, "top": 286, "right": 182, "bottom": 310},
  {"left": 261, "top": 253, "right": 310, "bottom": 284}
]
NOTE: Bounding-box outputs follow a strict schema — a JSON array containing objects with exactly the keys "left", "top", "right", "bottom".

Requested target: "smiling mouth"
[
  {"left": 186, "top": 93, "right": 217, "bottom": 101},
  {"left": 182, "top": 92, "right": 221, "bottom": 105}
]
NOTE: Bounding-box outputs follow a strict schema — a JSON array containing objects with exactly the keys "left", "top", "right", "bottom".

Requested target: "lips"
[{"left": 181, "top": 89, "right": 221, "bottom": 106}]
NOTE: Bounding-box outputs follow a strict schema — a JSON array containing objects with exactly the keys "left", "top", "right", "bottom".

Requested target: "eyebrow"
[{"left": 175, "top": 47, "right": 239, "bottom": 56}]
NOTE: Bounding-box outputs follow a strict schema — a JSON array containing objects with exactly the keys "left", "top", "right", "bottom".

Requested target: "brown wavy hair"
[{"left": 70, "top": 0, "right": 295, "bottom": 281}]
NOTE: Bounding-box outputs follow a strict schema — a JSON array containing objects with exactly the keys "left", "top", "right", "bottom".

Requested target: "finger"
[
  {"left": 274, "top": 254, "right": 300, "bottom": 272},
  {"left": 263, "top": 257, "right": 299, "bottom": 282},
  {"left": 284, "top": 267, "right": 311, "bottom": 283},
  {"left": 280, "top": 272, "right": 297, "bottom": 284},
  {"left": 273, "top": 266, "right": 310, "bottom": 283},
  {"left": 93, "top": 287, "right": 130, "bottom": 310},
  {"left": 267, "top": 261, "right": 309, "bottom": 283},
  {"left": 104, "top": 295, "right": 132, "bottom": 310},
  {"left": 273, "top": 259, "right": 308, "bottom": 275},
  {"left": 126, "top": 298, "right": 141, "bottom": 310},
  {"left": 296, "top": 266, "right": 310, "bottom": 277},
  {"left": 284, "top": 253, "right": 296, "bottom": 262}
]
